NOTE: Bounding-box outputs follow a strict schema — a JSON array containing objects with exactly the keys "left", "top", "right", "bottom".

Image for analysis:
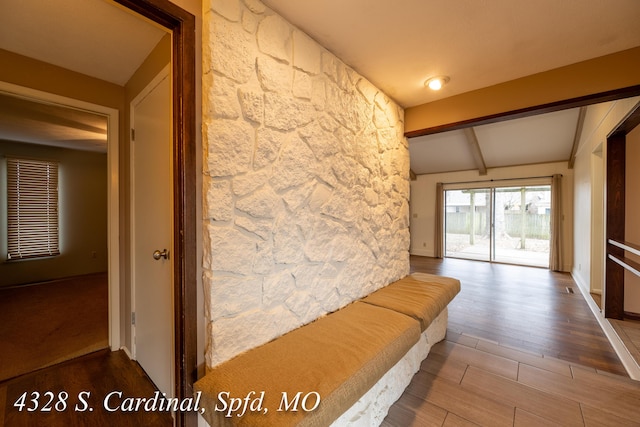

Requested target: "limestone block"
[
  {"left": 263, "top": 271, "right": 296, "bottom": 308},
  {"left": 356, "top": 78, "right": 378, "bottom": 106},
  {"left": 321, "top": 51, "right": 337, "bottom": 82},
  {"left": 208, "top": 14, "right": 255, "bottom": 84},
  {"left": 298, "top": 120, "right": 339, "bottom": 159},
  {"left": 209, "top": 307, "right": 301, "bottom": 367},
  {"left": 257, "top": 56, "right": 292, "bottom": 93},
  {"left": 321, "top": 188, "right": 358, "bottom": 223},
  {"left": 204, "top": 271, "right": 262, "bottom": 320},
  {"left": 284, "top": 290, "right": 324, "bottom": 323},
  {"left": 205, "top": 119, "right": 253, "bottom": 177},
  {"left": 209, "top": 0, "right": 241, "bottom": 22},
  {"left": 269, "top": 137, "right": 317, "bottom": 191},
  {"left": 254, "top": 128, "right": 285, "bottom": 169},
  {"left": 203, "top": 73, "right": 240, "bottom": 120},
  {"left": 235, "top": 216, "right": 273, "bottom": 240},
  {"left": 311, "top": 78, "right": 326, "bottom": 111},
  {"left": 241, "top": 9, "right": 259, "bottom": 34},
  {"left": 204, "top": 177, "right": 233, "bottom": 221},
  {"left": 308, "top": 182, "right": 332, "bottom": 211},
  {"left": 253, "top": 241, "right": 274, "bottom": 274},
  {"left": 293, "top": 70, "right": 312, "bottom": 100},
  {"left": 232, "top": 168, "right": 271, "bottom": 196},
  {"left": 292, "top": 30, "right": 321, "bottom": 74},
  {"left": 236, "top": 186, "right": 280, "bottom": 218},
  {"left": 243, "top": 0, "right": 266, "bottom": 14},
  {"left": 374, "top": 104, "right": 391, "bottom": 129},
  {"left": 273, "top": 216, "right": 305, "bottom": 264},
  {"left": 207, "top": 225, "right": 256, "bottom": 274},
  {"left": 256, "top": 15, "right": 291, "bottom": 63},
  {"left": 238, "top": 87, "right": 264, "bottom": 124},
  {"left": 281, "top": 181, "right": 315, "bottom": 211},
  {"left": 331, "top": 155, "right": 359, "bottom": 187},
  {"left": 264, "top": 92, "right": 315, "bottom": 131}
]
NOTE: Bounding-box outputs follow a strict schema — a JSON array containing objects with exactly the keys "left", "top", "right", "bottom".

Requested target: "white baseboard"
[{"left": 409, "top": 249, "right": 432, "bottom": 257}]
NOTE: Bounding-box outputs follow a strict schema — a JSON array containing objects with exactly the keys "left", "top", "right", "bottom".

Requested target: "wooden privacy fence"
[{"left": 446, "top": 212, "right": 550, "bottom": 240}]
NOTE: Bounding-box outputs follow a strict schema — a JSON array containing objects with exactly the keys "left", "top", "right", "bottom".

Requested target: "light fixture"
[{"left": 425, "top": 76, "right": 450, "bottom": 91}]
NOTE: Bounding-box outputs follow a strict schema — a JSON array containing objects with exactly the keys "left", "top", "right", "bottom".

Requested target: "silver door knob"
[{"left": 153, "top": 249, "right": 169, "bottom": 260}]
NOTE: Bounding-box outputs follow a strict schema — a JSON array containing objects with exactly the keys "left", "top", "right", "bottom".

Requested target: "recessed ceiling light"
[{"left": 425, "top": 76, "right": 450, "bottom": 91}]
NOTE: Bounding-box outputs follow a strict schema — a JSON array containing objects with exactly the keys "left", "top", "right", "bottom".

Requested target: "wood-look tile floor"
[{"left": 383, "top": 257, "right": 640, "bottom": 427}]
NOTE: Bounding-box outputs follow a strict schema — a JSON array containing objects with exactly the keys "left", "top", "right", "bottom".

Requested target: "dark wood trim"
[
  {"left": 405, "top": 84, "right": 640, "bottom": 138},
  {"left": 625, "top": 311, "right": 640, "bottom": 321},
  {"left": 605, "top": 133, "right": 626, "bottom": 320},
  {"left": 113, "top": 1, "right": 197, "bottom": 426},
  {"left": 610, "top": 100, "right": 640, "bottom": 138}
]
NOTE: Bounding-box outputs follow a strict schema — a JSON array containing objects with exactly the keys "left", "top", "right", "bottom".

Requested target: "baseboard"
[
  {"left": 410, "top": 249, "right": 432, "bottom": 257},
  {"left": 121, "top": 345, "right": 134, "bottom": 360},
  {"left": 572, "top": 273, "right": 640, "bottom": 380},
  {"left": 625, "top": 311, "right": 640, "bottom": 321}
]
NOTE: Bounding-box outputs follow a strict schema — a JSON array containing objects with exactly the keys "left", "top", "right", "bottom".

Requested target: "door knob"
[{"left": 153, "top": 249, "right": 169, "bottom": 260}]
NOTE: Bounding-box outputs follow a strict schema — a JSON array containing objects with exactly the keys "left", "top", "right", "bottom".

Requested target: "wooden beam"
[
  {"left": 463, "top": 127, "right": 487, "bottom": 175},
  {"left": 568, "top": 106, "right": 587, "bottom": 169}
]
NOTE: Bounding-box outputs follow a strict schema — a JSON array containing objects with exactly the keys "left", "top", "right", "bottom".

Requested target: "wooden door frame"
[
  {"left": 113, "top": 1, "right": 196, "bottom": 426},
  {"left": 604, "top": 102, "right": 640, "bottom": 320}
]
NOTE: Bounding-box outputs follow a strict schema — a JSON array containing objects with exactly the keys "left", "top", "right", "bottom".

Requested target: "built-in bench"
[{"left": 194, "top": 273, "right": 460, "bottom": 427}]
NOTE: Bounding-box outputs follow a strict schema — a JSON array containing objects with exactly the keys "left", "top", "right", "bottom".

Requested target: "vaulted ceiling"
[{"left": 1, "top": 0, "right": 640, "bottom": 169}]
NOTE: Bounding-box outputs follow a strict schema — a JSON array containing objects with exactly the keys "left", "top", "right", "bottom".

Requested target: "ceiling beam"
[
  {"left": 568, "top": 106, "right": 587, "bottom": 169},
  {"left": 463, "top": 127, "right": 488, "bottom": 175}
]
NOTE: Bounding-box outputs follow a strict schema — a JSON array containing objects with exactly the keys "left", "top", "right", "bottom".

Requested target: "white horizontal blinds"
[{"left": 7, "top": 158, "right": 60, "bottom": 260}]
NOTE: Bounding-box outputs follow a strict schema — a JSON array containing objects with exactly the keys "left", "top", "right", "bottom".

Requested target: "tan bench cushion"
[
  {"left": 194, "top": 301, "right": 420, "bottom": 427},
  {"left": 361, "top": 273, "right": 460, "bottom": 331}
]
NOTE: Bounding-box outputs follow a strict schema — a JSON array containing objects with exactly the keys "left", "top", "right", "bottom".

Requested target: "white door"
[{"left": 131, "top": 68, "right": 173, "bottom": 396}]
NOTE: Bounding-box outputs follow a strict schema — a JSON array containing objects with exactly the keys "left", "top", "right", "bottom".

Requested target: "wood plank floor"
[
  {"left": 383, "top": 256, "right": 639, "bottom": 427},
  {"left": 0, "top": 350, "right": 173, "bottom": 427},
  {"left": 611, "top": 319, "right": 640, "bottom": 369},
  {"left": 0, "top": 275, "right": 171, "bottom": 427}
]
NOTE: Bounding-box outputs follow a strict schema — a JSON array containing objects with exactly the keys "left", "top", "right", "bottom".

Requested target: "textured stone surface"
[{"left": 203, "top": 0, "right": 409, "bottom": 367}]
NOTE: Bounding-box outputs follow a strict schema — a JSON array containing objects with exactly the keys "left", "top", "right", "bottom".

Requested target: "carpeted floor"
[{"left": 0, "top": 273, "right": 108, "bottom": 382}]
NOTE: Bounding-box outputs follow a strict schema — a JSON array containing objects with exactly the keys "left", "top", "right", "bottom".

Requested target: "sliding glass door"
[{"left": 445, "top": 185, "right": 551, "bottom": 267}]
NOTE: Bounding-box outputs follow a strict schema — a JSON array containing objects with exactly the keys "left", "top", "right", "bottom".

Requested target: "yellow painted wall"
[{"left": 405, "top": 47, "right": 640, "bottom": 135}]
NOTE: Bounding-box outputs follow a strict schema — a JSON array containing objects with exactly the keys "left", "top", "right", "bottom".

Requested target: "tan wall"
[
  {"left": 405, "top": 47, "right": 640, "bottom": 135},
  {"left": 571, "top": 96, "right": 640, "bottom": 295},
  {"left": 0, "top": 141, "right": 108, "bottom": 286},
  {"left": 625, "top": 124, "right": 640, "bottom": 314}
]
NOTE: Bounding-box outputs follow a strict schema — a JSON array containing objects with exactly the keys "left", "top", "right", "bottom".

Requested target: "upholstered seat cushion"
[
  {"left": 194, "top": 301, "right": 421, "bottom": 427},
  {"left": 361, "top": 273, "right": 460, "bottom": 331}
]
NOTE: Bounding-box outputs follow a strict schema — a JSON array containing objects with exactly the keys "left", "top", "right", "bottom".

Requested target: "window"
[{"left": 6, "top": 158, "right": 60, "bottom": 260}]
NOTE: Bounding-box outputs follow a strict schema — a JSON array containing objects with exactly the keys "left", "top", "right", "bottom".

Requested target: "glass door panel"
[
  {"left": 444, "top": 185, "right": 551, "bottom": 267},
  {"left": 493, "top": 186, "right": 551, "bottom": 267},
  {"left": 445, "top": 188, "right": 491, "bottom": 261}
]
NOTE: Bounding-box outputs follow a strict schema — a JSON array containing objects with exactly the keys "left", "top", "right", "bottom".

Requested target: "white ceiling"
[
  {"left": 409, "top": 108, "right": 581, "bottom": 175},
  {"left": 0, "top": 0, "right": 165, "bottom": 153},
  {"left": 1, "top": 0, "right": 639, "bottom": 171},
  {"left": 263, "top": 0, "right": 640, "bottom": 108},
  {"left": 0, "top": 0, "right": 166, "bottom": 86}
]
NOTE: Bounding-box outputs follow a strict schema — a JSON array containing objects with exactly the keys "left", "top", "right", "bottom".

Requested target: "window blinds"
[{"left": 7, "top": 158, "right": 60, "bottom": 260}]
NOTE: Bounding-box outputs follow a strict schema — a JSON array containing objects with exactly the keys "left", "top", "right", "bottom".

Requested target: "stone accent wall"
[{"left": 203, "top": 0, "right": 410, "bottom": 367}]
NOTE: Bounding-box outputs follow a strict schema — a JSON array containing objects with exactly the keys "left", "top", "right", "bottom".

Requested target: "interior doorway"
[{"left": 445, "top": 184, "right": 552, "bottom": 268}]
